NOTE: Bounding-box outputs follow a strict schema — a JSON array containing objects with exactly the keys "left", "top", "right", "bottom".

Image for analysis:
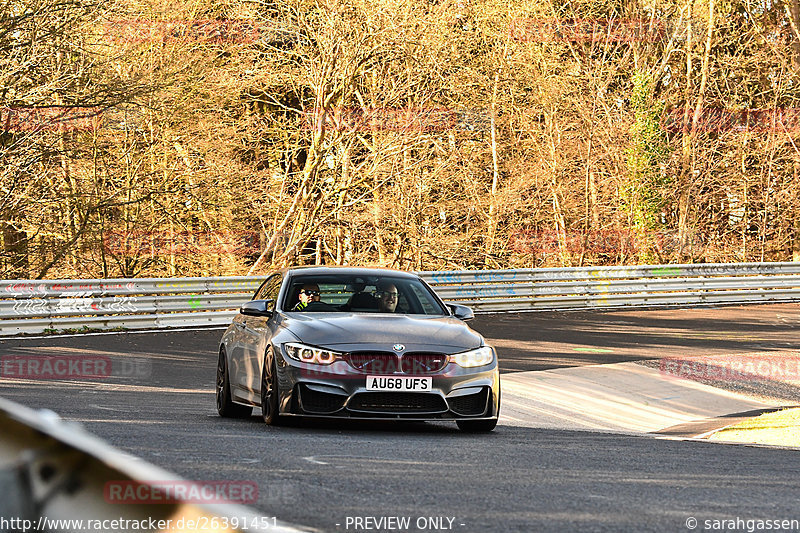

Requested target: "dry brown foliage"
[{"left": 2, "top": 0, "right": 800, "bottom": 278}]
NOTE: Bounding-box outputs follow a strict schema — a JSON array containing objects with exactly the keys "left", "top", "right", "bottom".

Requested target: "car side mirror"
[
  {"left": 447, "top": 303, "right": 474, "bottom": 321},
  {"left": 240, "top": 299, "right": 274, "bottom": 318}
]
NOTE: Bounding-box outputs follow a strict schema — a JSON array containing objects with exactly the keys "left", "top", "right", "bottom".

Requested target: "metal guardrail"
[
  {"left": 0, "top": 277, "right": 261, "bottom": 335},
  {"left": 421, "top": 262, "right": 800, "bottom": 312},
  {"left": 0, "top": 396, "right": 306, "bottom": 533},
  {"left": 2, "top": 262, "right": 800, "bottom": 335}
]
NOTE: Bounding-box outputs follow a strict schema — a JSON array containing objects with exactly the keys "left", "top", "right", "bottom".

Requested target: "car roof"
[{"left": 279, "top": 266, "right": 421, "bottom": 280}]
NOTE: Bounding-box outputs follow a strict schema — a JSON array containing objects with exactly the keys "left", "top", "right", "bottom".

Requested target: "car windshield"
[{"left": 284, "top": 274, "right": 447, "bottom": 315}]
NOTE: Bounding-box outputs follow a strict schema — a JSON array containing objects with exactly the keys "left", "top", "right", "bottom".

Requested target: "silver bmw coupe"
[{"left": 216, "top": 267, "right": 500, "bottom": 432}]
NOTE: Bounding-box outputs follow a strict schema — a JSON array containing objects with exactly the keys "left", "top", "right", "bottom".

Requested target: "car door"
[
  {"left": 226, "top": 278, "right": 269, "bottom": 404},
  {"left": 230, "top": 274, "right": 274, "bottom": 400},
  {"left": 238, "top": 273, "right": 282, "bottom": 403}
]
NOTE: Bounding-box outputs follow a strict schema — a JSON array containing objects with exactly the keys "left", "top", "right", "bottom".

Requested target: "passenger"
[
  {"left": 375, "top": 283, "right": 398, "bottom": 313},
  {"left": 293, "top": 283, "right": 320, "bottom": 311}
]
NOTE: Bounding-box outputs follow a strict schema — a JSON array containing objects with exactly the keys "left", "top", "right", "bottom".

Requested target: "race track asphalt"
[{"left": 1, "top": 303, "right": 799, "bottom": 532}]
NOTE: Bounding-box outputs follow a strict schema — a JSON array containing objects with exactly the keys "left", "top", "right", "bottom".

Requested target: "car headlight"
[
  {"left": 449, "top": 346, "right": 494, "bottom": 368},
  {"left": 284, "top": 342, "right": 341, "bottom": 365}
]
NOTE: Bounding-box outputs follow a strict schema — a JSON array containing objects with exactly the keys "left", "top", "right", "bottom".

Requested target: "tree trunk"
[
  {"left": 678, "top": 0, "right": 694, "bottom": 255},
  {"left": 486, "top": 72, "right": 501, "bottom": 262},
  {"left": 788, "top": 0, "right": 800, "bottom": 71}
]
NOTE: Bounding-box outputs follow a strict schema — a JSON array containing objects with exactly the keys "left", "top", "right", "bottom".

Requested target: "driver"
[
  {"left": 375, "top": 282, "right": 398, "bottom": 313},
  {"left": 293, "top": 283, "right": 320, "bottom": 311}
]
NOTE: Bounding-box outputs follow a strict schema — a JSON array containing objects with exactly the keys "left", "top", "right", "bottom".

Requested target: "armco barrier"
[
  {"left": 420, "top": 262, "right": 800, "bottom": 312},
  {"left": 2, "top": 262, "right": 800, "bottom": 335},
  {"left": 0, "top": 277, "right": 262, "bottom": 335},
  {"left": 0, "top": 396, "right": 307, "bottom": 533}
]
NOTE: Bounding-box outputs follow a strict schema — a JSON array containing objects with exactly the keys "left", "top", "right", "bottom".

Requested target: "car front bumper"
[{"left": 275, "top": 345, "right": 501, "bottom": 420}]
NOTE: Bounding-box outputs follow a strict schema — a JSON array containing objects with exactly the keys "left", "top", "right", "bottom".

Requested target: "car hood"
[{"left": 282, "top": 313, "right": 483, "bottom": 352}]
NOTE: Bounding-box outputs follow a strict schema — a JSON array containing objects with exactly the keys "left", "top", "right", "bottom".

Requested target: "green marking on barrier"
[
  {"left": 652, "top": 267, "right": 681, "bottom": 276},
  {"left": 573, "top": 347, "right": 614, "bottom": 353}
]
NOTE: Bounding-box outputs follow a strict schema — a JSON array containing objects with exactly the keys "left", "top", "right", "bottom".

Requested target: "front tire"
[
  {"left": 216, "top": 349, "right": 252, "bottom": 418},
  {"left": 260, "top": 347, "right": 283, "bottom": 425},
  {"left": 456, "top": 418, "right": 498, "bottom": 432}
]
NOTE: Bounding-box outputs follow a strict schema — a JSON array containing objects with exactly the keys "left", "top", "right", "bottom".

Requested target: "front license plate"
[{"left": 366, "top": 375, "right": 432, "bottom": 392}]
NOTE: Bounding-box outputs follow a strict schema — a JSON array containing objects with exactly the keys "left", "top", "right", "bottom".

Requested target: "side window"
[
  {"left": 255, "top": 274, "right": 282, "bottom": 311},
  {"left": 396, "top": 290, "right": 410, "bottom": 313},
  {"left": 409, "top": 283, "right": 439, "bottom": 314}
]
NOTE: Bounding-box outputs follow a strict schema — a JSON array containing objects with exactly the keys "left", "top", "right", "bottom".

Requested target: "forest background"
[{"left": 2, "top": 0, "right": 800, "bottom": 279}]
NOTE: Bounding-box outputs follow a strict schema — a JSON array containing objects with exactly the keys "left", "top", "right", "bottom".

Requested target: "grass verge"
[{"left": 709, "top": 408, "right": 800, "bottom": 447}]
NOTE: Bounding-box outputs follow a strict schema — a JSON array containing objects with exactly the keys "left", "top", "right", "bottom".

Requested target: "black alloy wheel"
[
  {"left": 261, "top": 347, "right": 282, "bottom": 425},
  {"left": 216, "top": 349, "right": 252, "bottom": 418}
]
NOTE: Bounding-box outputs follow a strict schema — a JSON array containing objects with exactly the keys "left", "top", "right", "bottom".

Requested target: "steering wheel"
[{"left": 304, "top": 300, "right": 336, "bottom": 311}]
